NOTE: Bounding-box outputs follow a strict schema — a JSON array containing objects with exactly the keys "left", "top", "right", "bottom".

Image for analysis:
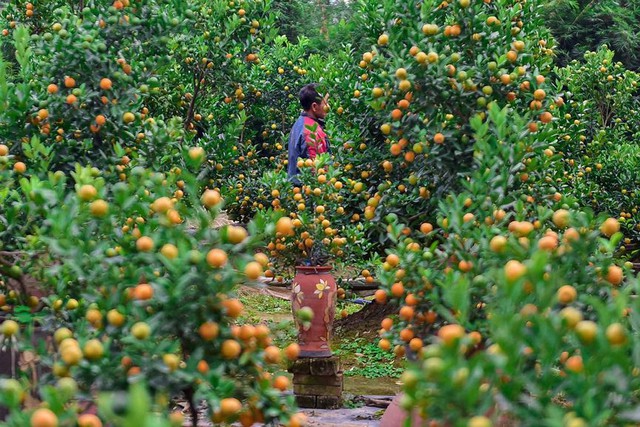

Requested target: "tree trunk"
[
  {"left": 317, "top": 0, "right": 329, "bottom": 40},
  {"left": 184, "top": 387, "right": 198, "bottom": 427},
  {"left": 334, "top": 302, "right": 396, "bottom": 336}
]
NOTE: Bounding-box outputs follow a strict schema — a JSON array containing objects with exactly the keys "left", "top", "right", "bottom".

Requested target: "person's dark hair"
[{"left": 299, "top": 83, "right": 322, "bottom": 110}]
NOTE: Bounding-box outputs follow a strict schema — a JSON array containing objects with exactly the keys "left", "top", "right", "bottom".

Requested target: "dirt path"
[
  {"left": 301, "top": 406, "right": 383, "bottom": 427},
  {"left": 183, "top": 405, "right": 385, "bottom": 427},
  {"left": 181, "top": 396, "right": 391, "bottom": 427}
]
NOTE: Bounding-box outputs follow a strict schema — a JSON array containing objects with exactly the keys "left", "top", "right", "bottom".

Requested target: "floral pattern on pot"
[
  {"left": 314, "top": 280, "right": 330, "bottom": 298},
  {"left": 291, "top": 266, "right": 337, "bottom": 357}
]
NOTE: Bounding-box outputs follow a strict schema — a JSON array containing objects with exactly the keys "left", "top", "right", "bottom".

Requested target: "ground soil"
[
  {"left": 300, "top": 405, "right": 385, "bottom": 427},
  {"left": 181, "top": 402, "right": 388, "bottom": 427}
]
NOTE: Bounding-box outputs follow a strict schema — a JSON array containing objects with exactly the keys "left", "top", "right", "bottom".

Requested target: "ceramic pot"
[
  {"left": 380, "top": 394, "right": 426, "bottom": 427},
  {"left": 291, "top": 265, "right": 337, "bottom": 358},
  {"left": 381, "top": 394, "right": 515, "bottom": 427}
]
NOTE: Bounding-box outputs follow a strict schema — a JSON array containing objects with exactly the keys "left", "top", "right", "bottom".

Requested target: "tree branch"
[
  {"left": 0, "top": 253, "right": 30, "bottom": 304},
  {"left": 184, "top": 69, "right": 203, "bottom": 130}
]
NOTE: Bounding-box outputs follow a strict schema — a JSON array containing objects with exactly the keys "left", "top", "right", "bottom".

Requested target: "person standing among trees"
[{"left": 287, "top": 83, "right": 330, "bottom": 185}]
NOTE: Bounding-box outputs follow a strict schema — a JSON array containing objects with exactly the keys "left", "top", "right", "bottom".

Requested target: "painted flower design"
[
  {"left": 314, "top": 280, "right": 329, "bottom": 299},
  {"left": 319, "top": 336, "right": 329, "bottom": 350},
  {"left": 292, "top": 282, "right": 303, "bottom": 305}
]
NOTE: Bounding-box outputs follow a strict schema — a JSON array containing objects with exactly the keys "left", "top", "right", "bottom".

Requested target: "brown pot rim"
[{"left": 295, "top": 265, "right": 332, "bottom": 274}]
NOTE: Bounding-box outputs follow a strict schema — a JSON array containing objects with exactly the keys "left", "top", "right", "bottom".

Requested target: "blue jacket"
[{"left": 287, "top": 113, "right": 330, "bottom": 184}]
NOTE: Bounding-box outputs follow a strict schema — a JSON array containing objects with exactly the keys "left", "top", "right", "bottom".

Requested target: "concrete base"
[{"left": 290, "top": 356, "right": 343, "bottom": 409}]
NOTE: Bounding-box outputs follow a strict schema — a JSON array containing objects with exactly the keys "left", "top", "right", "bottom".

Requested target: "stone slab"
[
  {"left": 295, "top": 394, "right": 318, "bottom": 408},
  {"left": 294, "top": 384, "right": 343, "bottom": 397},
  {"left": 309, "top": 356, "right": 341, "bottom": 376},
  {"left": 316, "top": 395, "right": 343, "bottom": 409},
  {"left": 293, "top": 373, "right": 344, "bottom": 387},
  {"left": 289, "top": 358, "right": 311, "bottom": 375}
]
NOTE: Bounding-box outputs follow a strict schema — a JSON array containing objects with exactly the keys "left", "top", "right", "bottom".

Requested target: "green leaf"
[
  {"left": 124, "top": 382, "right": 151, "bottom": 427},
  {"left": 13, "top": 306, "right": 34, "bottom": 324},
  {"left": 13, "top": 26, "right": 32, "bottom": 78}
]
